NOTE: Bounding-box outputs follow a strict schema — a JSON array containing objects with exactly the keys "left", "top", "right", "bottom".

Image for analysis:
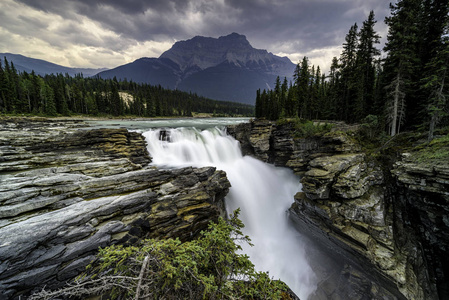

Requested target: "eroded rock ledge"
[
  {"left": 229, "top": 119, "right": 448, "bottom": 300},
  {"left": 0, "top": 119, "right": 230, "bottom": 299}
]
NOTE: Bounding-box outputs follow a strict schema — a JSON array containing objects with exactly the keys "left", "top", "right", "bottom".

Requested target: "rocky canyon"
[
  {"left": 0, "top": 117, "right": 447, "bottom": 300},
  {"left": 228, "top": 119, "right": 448, "bottom": 300}
]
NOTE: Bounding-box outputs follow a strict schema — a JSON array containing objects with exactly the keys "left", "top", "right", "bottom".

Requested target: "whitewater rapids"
[{"left": 143, "top": 126, "right": 316, "bottom": 299}]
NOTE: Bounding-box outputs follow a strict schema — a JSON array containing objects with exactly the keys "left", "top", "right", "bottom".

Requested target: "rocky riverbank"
[
  {"left": 228, "top": 119, "right": 448, "bottom": 300},
  {"left": 0, "top": 118, "right": 230, "bottom": 299}
]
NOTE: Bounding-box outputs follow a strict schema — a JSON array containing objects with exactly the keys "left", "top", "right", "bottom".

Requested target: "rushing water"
[{"left": 142, "top": 125, "right": 316, "bottom": 299}]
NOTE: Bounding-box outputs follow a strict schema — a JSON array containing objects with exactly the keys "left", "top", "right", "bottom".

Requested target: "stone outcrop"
[
  {"left": 0, "top": 119, "right": 230, "bottom": 299},
  {"left": 392, "top": 153, "right": 449, "bottom": 299},
  {"left": 229, "top": 119, "right": 448, "bottom": 300}
]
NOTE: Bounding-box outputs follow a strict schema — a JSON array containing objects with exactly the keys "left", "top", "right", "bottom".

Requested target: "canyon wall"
[{"left": 228, "top": 120, "right": 448, "bottom": 300}]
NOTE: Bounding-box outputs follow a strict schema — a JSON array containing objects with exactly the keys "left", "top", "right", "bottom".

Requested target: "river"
[{"left": 88, "top": 118, "right": 317, "bottom": 299}]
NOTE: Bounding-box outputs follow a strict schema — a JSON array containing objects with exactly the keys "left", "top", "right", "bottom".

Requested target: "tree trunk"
[
  {"left": 391, "top": 72, "right": 400, "bottom": 136},
  {"left": 428, "top": 68, "right": 446, "bottom": 141}
]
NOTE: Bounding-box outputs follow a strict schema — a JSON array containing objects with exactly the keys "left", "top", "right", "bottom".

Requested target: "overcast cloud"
[{"left": 0, "top": 0, "right": 392, "bottom": 73}]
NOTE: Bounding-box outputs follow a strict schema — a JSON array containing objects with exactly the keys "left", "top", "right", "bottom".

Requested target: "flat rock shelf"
[{"left": 0, "top": 118, "right": 230, "bottom": 299}]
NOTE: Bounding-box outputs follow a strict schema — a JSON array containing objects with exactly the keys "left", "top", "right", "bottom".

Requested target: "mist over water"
[{"left": 143, "top": 126, "right": 316, "bottom": 299}]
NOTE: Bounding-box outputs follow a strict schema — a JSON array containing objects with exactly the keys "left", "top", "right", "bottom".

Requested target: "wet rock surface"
[
  {"left": 230, "top": 119, "right": 448, "bottom": 300},
  {"left": 0, "top": 118, "right": 230, "bottom": 299}
]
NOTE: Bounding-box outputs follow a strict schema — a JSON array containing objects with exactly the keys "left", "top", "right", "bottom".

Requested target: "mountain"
[
  {"left": 0, "top": 53, "right": 108, "bottom": 77},
  {"left": 97, "top": 33, "right": 296, "bottom": 104}
]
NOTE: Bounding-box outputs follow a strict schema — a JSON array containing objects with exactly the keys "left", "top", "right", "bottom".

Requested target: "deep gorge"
[
  {"left": 228, "top": 119, "right": 449, "bottom": 300},
  {"left": 0, "top": 117, "right": 447, "bottom": 300}
]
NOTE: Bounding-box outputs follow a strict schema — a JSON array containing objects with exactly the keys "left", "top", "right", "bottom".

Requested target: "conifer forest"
[
  {"left": 0, "top": 70, "right": 254, "bottom": 118},
  {"left": 256, "top": 1, "right": 449, "bottom": 139}
]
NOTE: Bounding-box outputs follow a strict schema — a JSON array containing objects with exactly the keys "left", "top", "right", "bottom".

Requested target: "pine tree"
[
  {"left": 419, "top": 0, "right": 449, "bottom": 139},
  {"left": 41, "top": 82, "right": 57, "bottom": 116},
  {"left": 324, "top": 57, "right": 340, "bottom": 120},
  {"left": 340, "top": 23, "right": 359, "bottom": 122},
  {"left": 354, "top": 11, "right": 381, "bottom": 121},
  {"left": 271, "top": 76, "right": 281, "bottom": 120},
  {"left": 280, "top": 77, "right": 288, "bottom": 118},
  {"left": 295, "top": 57, "right": 311, "bottom": 118},
  {"left": 2, "top": 58, "right": 17, "bottom": 112},
  {"left": 0, "top": 60, "right": 6, "bottom": 113},
  {"left": 110, "top": 77, "right": 123, "bottom": 116},
  {"left": 383, "top": 0, "right": 421, "bottom": 135},
  {"left": 285, "top": 82, "right": 296, "bottom": 117},
  {"left": 422, "top": 29, "right": 449, "bottom": 140},
  {"left": 310, "top": 65, "right": 322, "bottom": 119},
  {"left": 255, "top": 89, "right": 262, "bottom": 118}
]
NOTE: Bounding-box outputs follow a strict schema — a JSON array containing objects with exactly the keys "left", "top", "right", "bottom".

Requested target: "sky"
[{"left": 0, "top": 0, "right": 393, "bottom": 74}]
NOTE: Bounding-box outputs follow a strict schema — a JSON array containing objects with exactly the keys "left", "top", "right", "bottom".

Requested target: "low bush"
[{"left": 31, "top": 210, "right": 290, "bottom": 300}]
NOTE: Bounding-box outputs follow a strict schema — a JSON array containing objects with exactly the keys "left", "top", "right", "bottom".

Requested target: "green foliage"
[
  {"left": 359, "top": 114, "right": 380, "bottom": 139},
  {"left": 412, "top": 134, "right": 449, "bottom": 163},
  {"left": 40, "top": 210, "right": 289, "bottom": 300},
  {"left": 289, "top": 119, "right": 333, "bottom": 138},
  {"left": 255, "top": 3, "right": 449, "bottom": 140},
  {"left": 0, "top": 61, "right": 254, "bottom": 118}
]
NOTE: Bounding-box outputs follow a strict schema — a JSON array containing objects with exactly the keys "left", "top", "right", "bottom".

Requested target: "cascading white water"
[{"left": 143, "top": 127, "right": 316, "bottom": 299}]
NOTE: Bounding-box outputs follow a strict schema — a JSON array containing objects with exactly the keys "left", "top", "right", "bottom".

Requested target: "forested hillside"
[
  {"left": 0, "top": 65, "right": 254, "bottom": 118},
  {"left": 256, "top": 1, "right": 449, "bottom": 139}
]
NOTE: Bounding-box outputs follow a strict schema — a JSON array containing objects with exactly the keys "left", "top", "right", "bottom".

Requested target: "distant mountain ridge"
[
  {"left": 0, "top": 53, "right": 108, "bottom": 77},
  {"left": 1, "top": 33, "right": 296, "bottom": 104},
  {"left": 98, "top": 33, "right": 296, "bottom": 104}
]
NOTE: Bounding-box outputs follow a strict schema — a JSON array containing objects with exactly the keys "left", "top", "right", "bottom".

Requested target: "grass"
[
  {"left": 412, "top": 134, "right": 449, "bottom": 163},
  {"left": 277, "top": 118, "right": 334, "bottom": 138}
]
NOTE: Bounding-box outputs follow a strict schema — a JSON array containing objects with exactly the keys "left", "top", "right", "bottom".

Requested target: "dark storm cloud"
[
  {"left": 15, "top": 0, "right": 390, "bottom": 48},
  {"left": 222, "top": 0, "right": 389, "bottom": 51},
  {"left": 8, "top": 0, "right": 392, "bottom": 69}
]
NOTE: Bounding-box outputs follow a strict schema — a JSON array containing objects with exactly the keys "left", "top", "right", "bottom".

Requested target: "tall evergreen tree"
[
  {"left": 285, "top": 82, "right": 297, "bottom": 117},
  {"left": 354, "top": 11, "right": 381, "bottom": 121},
  {"left": 295, "top": 57, "right": 311, "bottom": 118},
  {"left": 0, "top": 61, "right": 6, "bottom": 113},
  {"left": 280, "top": 77, "right": 288, "bottom": 117},
  {"left": 383, "top": 0, "right": 421, "bottom": 135},
  {"left": 324, "top": 57, "right": 340, "bottom": 120},
  {"left": 422, "top": 23, "right": 449, "bottom": 140},
  {"left": 110, "top": 77, "right": 123, "bottom": 116},
  {"left": 340, "top": 23, "right": 359, "bottom": 122},
  {"left": 255, "top": 89, "right": 262, "bottom": 118}
]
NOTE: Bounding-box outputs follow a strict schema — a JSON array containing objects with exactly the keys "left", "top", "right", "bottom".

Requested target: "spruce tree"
[
  {"left": 295, "top": 57, "right": 311, "bottom": 118},
  {"left": 0, "top": 61, "right": 6, "bottom": 113},
  {"left": 324, "top": 57, "right": 340, "bottom": 120},
  {"left": 285, "top": 82, "right": 297, "bottom": 118},
  {"left": 422, "top": 26, "right": 449, "bottom": 140},
  {"left": 340, "top": 23, "right": 359, "bottom": 122},
  {"left": 280, "top": 77, "right": 288, "bottom": 118},
  {"left": 255, "top": 89, "right": 262, "bottom": 118},
  {"left": 354, "top": 11, "right": 381, "bottom": 121},
  {"left": 420, "top": 0, "right": 449, "bottom": 139},
  {"left": 383, "top": 0, "right": 421, "bottom": 135}
]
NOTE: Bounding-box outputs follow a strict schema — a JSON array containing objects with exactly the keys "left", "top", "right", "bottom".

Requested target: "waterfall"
[{"left": 143, "top": 127, "right": 316, "bottom": 299}]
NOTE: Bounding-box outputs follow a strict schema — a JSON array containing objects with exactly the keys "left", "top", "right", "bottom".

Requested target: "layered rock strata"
[
  {"left": 0, "top": 119, "right": 230, "bottom": 299},
  {"left": 392, "top": 153, "right": 449, "bottom": 299},
  {"left": 229, "top": 119, "right": 447, "bottom": 300}
]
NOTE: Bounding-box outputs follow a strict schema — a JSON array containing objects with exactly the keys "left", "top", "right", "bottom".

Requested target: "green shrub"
[
  {"left": 293, "top": 119, "right": 333, "bottom": 138},
  {"left": 31, "top": 210, "right": 290, "bottom": 300}
]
